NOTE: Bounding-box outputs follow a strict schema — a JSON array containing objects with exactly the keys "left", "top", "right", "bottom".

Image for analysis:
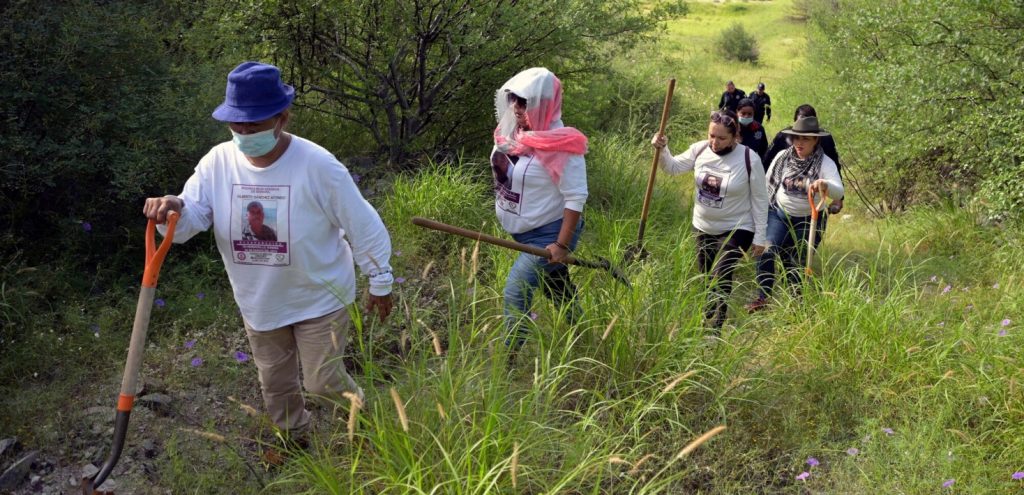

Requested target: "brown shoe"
[{"left": 744, "top": 298, "right": 769, "bottom": 313}]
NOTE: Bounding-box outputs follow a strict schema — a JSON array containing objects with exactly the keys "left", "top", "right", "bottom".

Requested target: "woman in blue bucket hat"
[{"left": 143, "top": 62, "right": 394, "bottom": 458}]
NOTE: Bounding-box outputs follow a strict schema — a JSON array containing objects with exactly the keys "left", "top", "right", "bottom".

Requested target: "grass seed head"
[
  {"left": 662, "top": 370, "right": 697, "bottom": 393},
  {"left": 676, "top": 425, "right": 727, "bottom": 459},
  {"left": 390, "top": 387, "right": 409, "bottom": 432},
  {"left": 601, "top": 315, "right": 619, "bottom": 341}
]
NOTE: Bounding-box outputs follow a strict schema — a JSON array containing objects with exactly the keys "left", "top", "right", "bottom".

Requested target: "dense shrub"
[
  {"left": 809, "top": 0, "right": 1024, "bottom": 220},
  {"left": 717, "top": 23, "right": 760, "bottom": 64},
  {"left": 0, "top": 0, "right": 223, "bottom": 268}
]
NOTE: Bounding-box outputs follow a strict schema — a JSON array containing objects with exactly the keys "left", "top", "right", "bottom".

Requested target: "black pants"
[{"left": 695, "top": 228, "right": 754, "bottom": 329}]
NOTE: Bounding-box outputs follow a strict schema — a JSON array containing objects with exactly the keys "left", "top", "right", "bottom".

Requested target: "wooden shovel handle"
[
  {"left": 636, "top": 78, "right": 676, "bottom": 243},
  {"left": 805, "top": 187, "right": 826, "bottom": 275}
]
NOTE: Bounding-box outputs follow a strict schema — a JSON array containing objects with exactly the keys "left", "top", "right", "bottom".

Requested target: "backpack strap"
[
  {"left": 696, "top": 142, "right": 709, "bottom": 159},
  {"left": 744, "top": 146, "right": 751, "bottom": 176}
]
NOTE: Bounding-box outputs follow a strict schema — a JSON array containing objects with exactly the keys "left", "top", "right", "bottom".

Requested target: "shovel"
[
  {"left": 82, "top": 212, "right": 179, "bottom": 495},
  {"left": 624, "top": 78, "right": 675, "bottom": 263},
  {"left": 805, "top": 188, "right": 826, "bottom": 276},
  {"left": 411, "top": 217, "right": 630, "bottom": 288}
]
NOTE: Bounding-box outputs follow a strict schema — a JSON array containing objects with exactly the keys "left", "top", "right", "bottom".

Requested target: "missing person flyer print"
[
  {"left": 232, "top": 184, "right": 289, "bottom": 266},
  {"left": 696, "top": 168, "right": 728, "bottom": 209}
]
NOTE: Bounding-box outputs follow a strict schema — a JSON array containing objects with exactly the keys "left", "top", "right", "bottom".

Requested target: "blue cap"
[{"left": 211, "top": 62, "right": 295, "bottom": 123}]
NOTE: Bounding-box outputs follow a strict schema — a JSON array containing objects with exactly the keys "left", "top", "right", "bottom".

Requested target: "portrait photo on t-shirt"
[{"left": 697, "top": 170, "right": 727, "bottom": 209}]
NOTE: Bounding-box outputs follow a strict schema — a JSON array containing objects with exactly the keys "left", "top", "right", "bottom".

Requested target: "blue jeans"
[
  {"left": 504, "top": 217, "right": 584, "bottom": 345},
  {"left": 755, "top": 206, "right": 825, "bottom": 300}
]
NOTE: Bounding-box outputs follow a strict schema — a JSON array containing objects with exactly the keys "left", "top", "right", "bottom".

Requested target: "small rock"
[
  {"left": 137, "top": 394, "right": 173, "bottom": 416},
  {"left": 141, "top": 439, "right": 157, "bottom": 458},
  {"left": 85, "top": 406, "right": 110, "bottom": 417},
  {"left": 0, "top": 450, "right": 39, "bottom": 490},
  {"left": 81, "top": 463, "right": 98, "bottom": 480},
  {"left": 0, "top": 437, "right": 16, "bottom": 458}
]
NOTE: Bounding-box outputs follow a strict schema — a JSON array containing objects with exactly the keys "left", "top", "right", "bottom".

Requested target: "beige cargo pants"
[{"left": 243, "top": 307, "right": 359, "bottom": 432}]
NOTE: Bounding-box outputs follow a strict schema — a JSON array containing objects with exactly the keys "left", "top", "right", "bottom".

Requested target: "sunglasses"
[
  {"left": 506, "top": 93, "right": 528, "bottom": 108},
  {"left": 709, "top": 111, "right": 736, "bottom": 126}
]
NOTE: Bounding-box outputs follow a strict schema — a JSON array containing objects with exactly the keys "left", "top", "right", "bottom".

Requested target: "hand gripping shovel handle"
[
  {"left": 635, "top": 78, "right": 676, "bottom": 245},
  {"left": 411, "top": 217, "right": 630, "bottom": 288},
  {"left": 805, "top": 189, "right": 825, "bottom": 276},
  {"left": 84, "top": 212, "right": 178, "bottom": 494}
]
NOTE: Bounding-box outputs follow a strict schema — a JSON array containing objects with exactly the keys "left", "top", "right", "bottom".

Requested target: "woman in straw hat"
[{"left": 746, "top": 116, "right": 844, "bottom": 312}]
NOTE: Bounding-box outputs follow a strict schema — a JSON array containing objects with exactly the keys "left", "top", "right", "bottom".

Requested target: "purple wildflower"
[
  {"left": 394, "top": 250, "right": 402, "bottom": 256},
  {"left": 196, "top": 292, "right": 205, "bottom": 300},
  {"left": 82, "top": 222, "right": 92, "bottom": 233},
  {"left": 530, "top": 312, "right": 539, "bottom": 321},
  {"left": 395, "top": 276, "right": 406, "bottom": 284},
  {"left": 190, "top": 357, "right": 203, "bottom": 367},
  {"left": 351, "top": 173, "right": 362, "bottom": 184},
  {"left": 1001, "top": 318, "right": 1012, "bottom": 327},
  {"left": 942, "top": 479, "right": 954, "bottom": 488},
  {"left": 234, "top": 351, "right": 249, "bottom": 363},
  {"left": 806, "top": 457, "right": 819, "bottom": 467},
  {"left": 882, "top": 427, "right": 894, "bottom": 436},
  {"left": 846, "top": 447, "right": 859, "bottom": 456},
  {"left": 796, "top": 471, "right": 810, "bottom": 481},
  {"left": 930, "top": 275, "right": 938, "bottom": 282},
  {"left": 155, "top": 298, "right": 166, "bottom": 308},
  {"left": 1012, "top": 471, "right": 1024, "bottom": 480},
  {"left": 184, "top": 339, "right": 197, "bottom": 349},
  {"left": 998, "top": 329, "right": 1008, "bottom": 337},
  {"left": 992, "top": 282, "right": 1000, "bottom": 289},
  {"left": 942, "top": 285, "right": 952, "bottom": 295}
]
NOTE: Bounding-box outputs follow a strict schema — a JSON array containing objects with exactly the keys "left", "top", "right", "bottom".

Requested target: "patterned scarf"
[
  {"left": 768, "top": 145, "right": 824, "bottom": 203},
  {"left": 493, "top": 68, "right": 588, "bottom": 184}
]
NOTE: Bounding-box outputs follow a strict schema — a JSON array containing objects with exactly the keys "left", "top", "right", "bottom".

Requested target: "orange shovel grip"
[{"left": 142, "top": 211, "right": 179, "bottom": 288}]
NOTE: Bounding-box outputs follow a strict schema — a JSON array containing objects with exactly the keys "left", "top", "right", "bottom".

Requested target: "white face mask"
[
  {"left": 738, "top": 116, "right": 754, "bottom": 125},
  {"left": 231, "top": 121, "right": 280, "bottom": 157}
]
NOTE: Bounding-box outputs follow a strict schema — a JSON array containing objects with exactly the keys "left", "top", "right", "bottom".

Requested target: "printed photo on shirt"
[
  {"left": 490, "top": 150, "right": 524, "bottom": 216},
  {"left": 231, "top": 184, "right": 290, "bottom": 267},
  {"left": 697, "top": 169, "right": 728, "bottom": 209},
  {"left": 782, "top": 174, "right": 812, "bottom": 197}
]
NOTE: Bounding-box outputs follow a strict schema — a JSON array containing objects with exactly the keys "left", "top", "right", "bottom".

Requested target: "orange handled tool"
[
  {"left": 805, "top": 188, "right": 826, "bottom": 276},
  {"left": 83, "top": 212, "right": 178, "bottom": 494}
]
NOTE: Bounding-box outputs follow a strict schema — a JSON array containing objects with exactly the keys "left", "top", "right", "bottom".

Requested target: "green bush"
[
  {"left": 717, "top": 23, "right": 760, "bottom": 64},
  {"left": 0, "top": 0, "right": 223, "bottom": 270},
  {"left": 809, "top": 0, "right": 1024, "bottom": 220}
]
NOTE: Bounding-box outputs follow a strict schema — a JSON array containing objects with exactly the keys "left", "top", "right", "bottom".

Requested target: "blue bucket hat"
[{"left": 211, "top": 62, "right": 295, "bottom": 123}]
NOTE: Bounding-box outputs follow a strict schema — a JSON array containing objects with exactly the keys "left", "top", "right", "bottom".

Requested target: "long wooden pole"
[
  {"left": 411, "top": 217, "right": 630, "bottom": 287},
  {"left": 635, "top": 78, "right": 676, "bottom": 245}
]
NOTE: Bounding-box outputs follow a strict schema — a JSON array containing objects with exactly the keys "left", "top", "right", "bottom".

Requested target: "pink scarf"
[{"left": 494, "top": 70, "right": 588, "bottom": 184}]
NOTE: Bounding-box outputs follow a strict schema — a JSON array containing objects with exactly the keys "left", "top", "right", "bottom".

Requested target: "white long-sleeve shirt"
[
  {"left": 765, "top": 153, "right": 844, "bottom": 217},
  {"left": 490, "top": 148, "right": 588, "bottom": 234},
  {"left": 658, "top": 141, "right": 769, "bottom": 246},
  {"left": 158, "top": 136, "right": 393, "bottom": 330}
]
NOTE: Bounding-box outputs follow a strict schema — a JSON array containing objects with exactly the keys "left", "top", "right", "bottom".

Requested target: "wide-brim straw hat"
[{"left": 779, "top": 116, "right": 831, "bottom": 137}]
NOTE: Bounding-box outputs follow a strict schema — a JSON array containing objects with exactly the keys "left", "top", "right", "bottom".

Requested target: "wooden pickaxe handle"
[{"left": 411, "top": 217, "right": 630, "bottom": 287}]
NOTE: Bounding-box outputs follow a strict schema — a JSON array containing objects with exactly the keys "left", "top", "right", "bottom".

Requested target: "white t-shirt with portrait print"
[
  {"left": 490, "top": 147, "right": 588, "bottom": 235},
  {"left": 157, "top": 136, "right": 394, "bottom": 331},
  {"left": 657, "top": 140, "right": 769, "bottom": 246}
]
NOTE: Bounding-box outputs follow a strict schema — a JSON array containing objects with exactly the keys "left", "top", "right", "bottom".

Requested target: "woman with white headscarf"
[{"left": 491, "top": 67, "right": 588, "bottom": 353}]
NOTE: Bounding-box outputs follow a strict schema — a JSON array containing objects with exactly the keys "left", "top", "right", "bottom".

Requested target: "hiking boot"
[
  {"left": 744, "top": 298, "right": 769, "bottom": 313},
  {"left": 260, "top": 431, "right": 311, "bottom": 468}
]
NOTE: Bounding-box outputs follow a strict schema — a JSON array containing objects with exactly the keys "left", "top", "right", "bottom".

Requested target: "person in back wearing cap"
[
  {"left": 718, "top": 81, "right": 746, "bottom": 113},
  {"left": 142, "top": 62, "right": 394, "bottom": 456},
  {"left": 749, "top": 83, "right": 772, "bottom": 124},
  {"left": 745, "top": 116, "right": 844, "bottom": 312}
]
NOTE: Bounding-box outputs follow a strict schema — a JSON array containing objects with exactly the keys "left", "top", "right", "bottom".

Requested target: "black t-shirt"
[{"left": 718, "top": 89, "right": 747, "bottom": 112}]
